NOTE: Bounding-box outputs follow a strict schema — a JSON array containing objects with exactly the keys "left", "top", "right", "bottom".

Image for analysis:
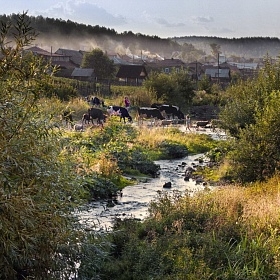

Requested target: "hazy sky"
[{"left": 2, "top": 0, "right": 280, "bottom": 39}]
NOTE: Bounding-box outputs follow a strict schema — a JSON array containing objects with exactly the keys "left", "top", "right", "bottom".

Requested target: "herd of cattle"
[{"left": 62, "top": 103, "right": 215, "bottom": 131}]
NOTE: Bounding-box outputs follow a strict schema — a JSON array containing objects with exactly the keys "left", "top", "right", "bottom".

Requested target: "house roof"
[
  {"left": 24, "top": 46, "right": 62, "bottom": 58},
  {"left": 55, "top": 48, "right": 85, "bottom": 66},
  {"left": 227, "top": 62, "right": 259, "bottom": 70},
  {"left": 156, "top": 58, "right": 186, "bottom": 67},
  {"left": 116, "top": 65, "right": 148, "bottom": 79},
  {"left": 71, "top": 68, "right": 94, "bottom": 77},
  {"left": 110, "top": 56, "right": 131, "bottom": 65},
  {"left": 219, "top": 62, "right": 240, "bottom": 72}
]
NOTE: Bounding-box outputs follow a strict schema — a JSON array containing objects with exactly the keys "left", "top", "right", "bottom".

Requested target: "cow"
[
  {"left": 194, "top": 120, "right": 210, "bottom": 131},
  {"left": 137, "top": 107, "right": 165, "bottom": 125},
  {"left": 91, "top": 96, "right": 101, "bottom": 107},
  {"left": 195, "top": 120, "right": 209, "bottom": 128},
  {"left": 151, "top": 103, "right": 185, "bottom": 120},
  {"left": 82, "top": 113, "right": 91, "bottom": 124},
  {"left": 88, "top": 107, "right": 106, "bottom": 126},
  {"left": 107, "top": 106, "right": 132, "bottom": 123}
]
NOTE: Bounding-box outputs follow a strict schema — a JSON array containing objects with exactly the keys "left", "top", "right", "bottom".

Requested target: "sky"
[{"left": 2, "top": 0, "right": 280, "bottom": 39}]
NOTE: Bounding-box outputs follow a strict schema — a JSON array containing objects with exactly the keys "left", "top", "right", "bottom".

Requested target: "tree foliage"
[
  {"left": 219, "top": 56, "right": 280, "bottom": 183},
  {"left": 0, "top": 12, "right": 82, "bottom": 279},
  {"left": 143, "top": 70, "right": 195, "bottom": 109},
  {"left": 219, "top": 57, "right": 280, "bottom": 138},
  {"left": 81, "top": 48, "right": 116, "bottom": 80}
]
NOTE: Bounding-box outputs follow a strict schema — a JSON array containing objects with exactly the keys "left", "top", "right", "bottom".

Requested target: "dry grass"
[{"left": 193, "top": 175, "right": 280, "bottom": 237}]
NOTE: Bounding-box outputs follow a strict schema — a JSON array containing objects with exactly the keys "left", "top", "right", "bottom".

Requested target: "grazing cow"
[
  {"left": 137, "top": 107, "right": 165, "bottom": 125},
  {"left": 151, "top": 103, "right": 185, "bottom": 120},
  {"left": 107, "top": 106, "right": 132, "bottom": 123},
  {"left": 195, "top": 120, "right": 209, "bottom": 128},
  {"left": 62, "top": 111, "right": 74, "bottom": 127},
  {"left": 91, "top": 96, "right": 101, "bottom": 107},
  {"left": 88, "top": 108, "right": 106, "bottom": 125}
]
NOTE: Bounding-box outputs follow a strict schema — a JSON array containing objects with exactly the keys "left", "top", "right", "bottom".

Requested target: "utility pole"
[
  {"left": 217, "top": 53, "right": 220, "bottom": 84},
  {"left": 196, "top": 60, "right": 198, "bottom": 90}
]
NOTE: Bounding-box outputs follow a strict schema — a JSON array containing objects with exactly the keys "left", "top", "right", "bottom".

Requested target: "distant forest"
[{"left": 1, "top": 13, "right": 280, "bottom": 61}]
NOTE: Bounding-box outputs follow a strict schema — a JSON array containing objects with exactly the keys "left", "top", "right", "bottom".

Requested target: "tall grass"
[
  {"left": 137, "top": 126, "right": 217, "bottom": 155},
  {"left": 90, "top": 176, "right": 280, "bottom": 279}
]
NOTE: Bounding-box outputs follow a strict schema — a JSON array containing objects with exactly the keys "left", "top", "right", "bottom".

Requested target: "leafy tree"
[
  {"left": 219, "top": 80, "right": 259, "bottom": 137},
  {"left": 0, "top": 12, "right": 82, "bottom": 279},
  {"left": 81, "top": 48, "right": 116, "bottom": 80},
  {"left": 170, "top": 70, "right": 196, "bottom": 107},
  {"left": 198, "top": 73, "right": 212, "bottom": 93},
  {"left": 229, "top": 90, "right": 280, "bottom": 183},
  {"left": 219, "top": 56, "right": 280, "bottom": 138},
  {"left": 143, "top": 70, "right": 195, "bottom": 109},
  {"left": 219, "top": 56, "right": 280, "bottom": 182}
]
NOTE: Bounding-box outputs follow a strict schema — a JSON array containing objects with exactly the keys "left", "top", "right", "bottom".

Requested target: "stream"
[
  {"left": 77, "top": 127, "right": 227, "bottom": 232},
  {"left": 78, "top": 155, "right": 212, "bottom": 232}
]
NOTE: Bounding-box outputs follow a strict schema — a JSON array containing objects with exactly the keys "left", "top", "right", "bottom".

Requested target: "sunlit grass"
[
  {"left": 136, "top": 125, "right": 217, "bottom": 155},
  {"left": 180, "top": 174, "right": 280, "bottom": 238}
]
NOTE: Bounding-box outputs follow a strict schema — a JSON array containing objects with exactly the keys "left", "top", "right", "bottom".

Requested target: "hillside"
[
  {"left": 173, "top": 36, "right": 280, "bottom": 59},
  {"left": 1, "top": 13, "right": 280, "bottom": 61}
]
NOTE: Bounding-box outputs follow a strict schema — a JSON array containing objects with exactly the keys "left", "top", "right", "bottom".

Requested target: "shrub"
[
  {"left": 158, "top": 140, "right": 189, "bottom": 159},
  {"left": 0, "top": 13, "right": 83, "bottom": 279}
]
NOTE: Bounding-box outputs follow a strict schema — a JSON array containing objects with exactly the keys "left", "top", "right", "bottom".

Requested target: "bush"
[
  {"left": 0, "top": 13, "right": 83, "bottom": 279},
  {"left": 83, "top": 174, "right": 120, "bottom": 199},
  {"left": 158, "top": 140, "right": 189, "bottom": 159}
]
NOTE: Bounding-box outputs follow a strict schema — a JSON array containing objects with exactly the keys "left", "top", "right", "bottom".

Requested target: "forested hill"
[
  {"left": 0, "top": 13, "right": 181, "bottom": 59},
  {"left": 1, "top": 13, "right": 280, "bottom": 60},
  {"left": 173, "top": 36, "right": 280, "bottom": 59}
]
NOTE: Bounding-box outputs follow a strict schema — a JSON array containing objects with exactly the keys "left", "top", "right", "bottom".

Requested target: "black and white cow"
[
  {"left": 151, "top": 103, "right": 185, "bottom": 120},
  {"left": 88, "top": 107, "right": 106, "bottom": 125},
  {"left": 107, "top": 106, "right": 132, "bottom": 123},
  {"left": 137, "top": 107, "right": 165, "bottom": 125}
]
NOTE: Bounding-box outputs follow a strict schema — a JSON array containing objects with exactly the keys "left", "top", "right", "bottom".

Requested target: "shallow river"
[
  {"left": 77, "top": 127, "right": 227, "bottom": 232},
  {"left": 78, "top": 156, "right": 212, "bottom": 231}
]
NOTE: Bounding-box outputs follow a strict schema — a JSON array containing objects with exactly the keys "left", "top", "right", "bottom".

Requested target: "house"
[
  {"left": 116, "top": 65, "right": 148, "bottom": 86},
  {"left": 24, "top": 46, "right": 73, "bottom": 66},
  {"left": 106, "top": 52, "right": 131, "bottom": 65},
  {"left": 24, "top": 46, "right": 55, "bottom": 60},
  {"left": 227, "top": 61, "right": 259, "bottom": 80},
  {"left": 203, "top": 66, "right": 231, "bottom": 85},
  {"left": 54, "top": 48, "right": 85, "bottom": 67},
  {"left": 151, "top": 58, "right": 187, "bottom": 74},
  {"left": 71, "top": 68, "right": 95, "bottom": 82},
  {"left": 24, "top": 46, "right": 79, "bottom": 77},
  {"left": 117, "top": 54, "right": 145, "bottom": 65}
]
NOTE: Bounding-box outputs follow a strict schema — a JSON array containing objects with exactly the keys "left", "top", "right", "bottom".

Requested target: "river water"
[{"left": 77, "top": 126, "right": 227, "bottom": 232}]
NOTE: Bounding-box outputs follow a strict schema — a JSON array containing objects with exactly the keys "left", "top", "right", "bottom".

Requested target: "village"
[{"left": 24, "top": 45, "right": 261, "bottom": 90}]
